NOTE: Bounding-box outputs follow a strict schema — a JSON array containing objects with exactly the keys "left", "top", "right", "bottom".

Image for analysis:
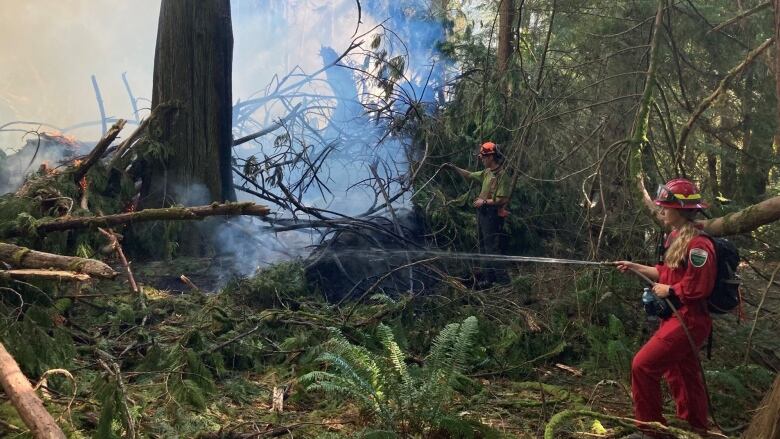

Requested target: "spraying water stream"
[{"left": 328, "top": 248, "right": 614, "bottom": 266}]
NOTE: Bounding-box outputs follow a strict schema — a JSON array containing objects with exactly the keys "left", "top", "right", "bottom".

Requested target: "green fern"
[{"left": 301, "top": 316, "right": 482, "bottom": 435}]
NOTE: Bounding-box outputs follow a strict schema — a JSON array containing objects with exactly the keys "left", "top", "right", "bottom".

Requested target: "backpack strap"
[{"left": 656, "top": 230, "right": 666, "bottom": 264}]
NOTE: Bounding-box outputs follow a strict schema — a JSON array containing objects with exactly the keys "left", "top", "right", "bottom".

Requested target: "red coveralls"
[{"left": 631, "top": 233, "right": 716, "bottom": 432}]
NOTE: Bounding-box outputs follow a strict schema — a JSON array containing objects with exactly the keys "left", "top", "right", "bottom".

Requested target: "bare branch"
[{"left": 676, "top": 37, "right": 773, "bottom": 153}]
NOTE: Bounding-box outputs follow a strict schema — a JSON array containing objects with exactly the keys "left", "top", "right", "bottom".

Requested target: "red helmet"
[{"left": 654, "top": 178, "right": 708, "bottom": 209}]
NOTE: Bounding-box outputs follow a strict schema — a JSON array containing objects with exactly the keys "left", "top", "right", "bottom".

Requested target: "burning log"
[
  {"left": 0, "top": 342, "right": 66, "bottom": 439},
  {"left": 0, "top": 242, "right": 117, "bottom": 279},
  {"left": 3, "top": 202, "right": 270, "bottom": 237},
  {"left": 0, "top": 269, "right": 91, "bottom": 282}
]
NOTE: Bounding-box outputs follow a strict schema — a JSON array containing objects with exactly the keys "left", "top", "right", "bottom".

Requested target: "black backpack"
[
  {"left": 656, "top": 233, "right": 741, "bottom": 315},
  {"left": 704, "top": 236, "right": 741, "bottom": 314}
]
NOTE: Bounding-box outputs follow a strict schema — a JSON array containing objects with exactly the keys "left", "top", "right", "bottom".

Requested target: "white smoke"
[{"left": 1, "top": 1, "right": 449, "bottom": 273}]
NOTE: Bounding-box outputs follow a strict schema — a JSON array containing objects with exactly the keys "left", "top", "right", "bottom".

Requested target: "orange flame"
[
  {"left": 41, "top": 131, "right": 80, "bottom": 147},
  {"left": 39, "top": 162, "right": 55, "bottom": 175}
]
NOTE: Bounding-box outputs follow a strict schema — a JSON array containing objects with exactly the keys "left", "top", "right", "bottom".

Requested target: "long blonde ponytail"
[{"left": 664, "top": 220, "right": 699, "bottom": 269}]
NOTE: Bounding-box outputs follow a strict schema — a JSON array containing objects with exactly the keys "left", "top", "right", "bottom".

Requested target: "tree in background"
[
  {"left": 497, "top": 0, "right": 515, "bottom": 73},
  {"left": 142, "top": 0, "right": 236, "bottom": 209}
]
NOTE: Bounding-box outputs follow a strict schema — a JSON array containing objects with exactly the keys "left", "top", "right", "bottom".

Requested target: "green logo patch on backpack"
[{"left": 689, "top": 248, "right": 708, "bottom": 267}]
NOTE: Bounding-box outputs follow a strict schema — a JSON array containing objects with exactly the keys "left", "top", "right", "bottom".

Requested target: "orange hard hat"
[{"left": 478, "top": 141, "right": 497, "bottom": 156}]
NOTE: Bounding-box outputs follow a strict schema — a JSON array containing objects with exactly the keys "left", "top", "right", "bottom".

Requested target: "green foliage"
[
  {"left": 94, "top": 373, "right": 124, "bottom": 439},
  {"left": 0, "top": 304, "right": 75, "bottom": 380},
  {"left": 705, "top": 364, "right": 775, "bottom": 425},
  {"left": 301, "top": 316, "right": 483, "bottom": 436},
  {"left": 582, "top": 314, "right": 636, "bottom": 381},
  {"left": 224, "top": 260, "right": 308, "bottom": 307},
  {"left": 138, "top": 343, "right": 217, "bottom": 410}
]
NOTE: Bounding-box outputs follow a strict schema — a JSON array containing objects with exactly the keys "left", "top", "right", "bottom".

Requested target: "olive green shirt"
[{"left": 467, "top": 166, "right": 512, "bottom": 202}]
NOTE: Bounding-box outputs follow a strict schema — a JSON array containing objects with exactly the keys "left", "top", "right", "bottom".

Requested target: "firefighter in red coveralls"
[{"left": 615, "top": 178, "right": 716, "bottom": 438}]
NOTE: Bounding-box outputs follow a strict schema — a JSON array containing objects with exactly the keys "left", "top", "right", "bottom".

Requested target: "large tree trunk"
[
  {"left": 742, "top": 374, "right": 780, "bottom": 439},
  {"left": 742, "top": 14, "right": 780, "bottom": 436},
  {"left": 706, "top": 152, "right": 719, "bottom": 200},
  {"left": 720, "top": 146, "right": 737, "bottom": 199},
  {"left": 145, "top": 0, "right": 235, "bottom": 207},
  {"left": 735, "top": 4, "right": 776, "bottom": 204},
  {"left": 772, "top": 0, "right": 780, "bottom": 151},
  {"left": 497, "top": 0, "right": 514, "bottom": 73},
  {"left": 0, "top": 342, "right": 66, "bottom": 439}
]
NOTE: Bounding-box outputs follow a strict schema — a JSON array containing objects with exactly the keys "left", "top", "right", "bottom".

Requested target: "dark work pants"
[{"left": 477, "top": 206, "right": 507, "bottom": 283}]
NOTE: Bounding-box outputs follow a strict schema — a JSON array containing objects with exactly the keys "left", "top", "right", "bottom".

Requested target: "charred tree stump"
[{"left": 0, "top": 342, "right": 66, "bottom": 439}]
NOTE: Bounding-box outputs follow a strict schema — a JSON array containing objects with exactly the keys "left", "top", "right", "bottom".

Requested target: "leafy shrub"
[{"left": 583, "top": 314, "right": 636, "bottom": 381}]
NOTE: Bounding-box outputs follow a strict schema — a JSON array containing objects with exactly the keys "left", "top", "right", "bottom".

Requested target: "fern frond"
[
  {"left": 322, "top": 327, "right": 383, "bottom": 389},
  {"left": 377, "top": 324, "right": 409, "bottom": 385},
  {"left": 315, "top": 353, "right": 379, "bottom": 397},
  {"left": 302, "top": 370, "right": 379, "bottom": 410},
  {"left": 450, "top": 316, "right": 478, "bottom": 374},
  {"left": 426, "top": 321, "right": 461, "bottom": 370}
]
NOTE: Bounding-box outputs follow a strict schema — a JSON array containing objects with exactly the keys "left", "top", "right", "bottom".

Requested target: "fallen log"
[
  {"left": 0, "top": 342, "right": 66, "bottom": 439},
  {"left": 71, "top": 119, "right": 126, "bottom": 185},
  {"left": 0, "top": 243, "right": 117, "bottom": 279},
  {"left": 635, "top": 173, "right": 780, "bottom": 236},
  {"left": 0, "top": 269, "right": 91, "bottom": 282},
  {"left": 3, "top": 202, "right": 271, "bottom": 237}
]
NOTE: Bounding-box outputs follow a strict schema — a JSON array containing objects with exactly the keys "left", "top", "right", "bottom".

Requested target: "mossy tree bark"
[
  {"left": 0, "top": 242, "right": 117, "bottom": 279},
  {"left": 0, "top": 203, "right": 269, "bottom": 239},
  {"left": 635, "top": 174, "right": 780, "bottom": 236},
  {"left": 144, "top": 0, "right": 236, "bottom": 207},
  {"left": 775, "top": 0, "right": 780, "bottom": 139},
  {"left": 742, "top": 374, "right": 780, "bottom": 439}
]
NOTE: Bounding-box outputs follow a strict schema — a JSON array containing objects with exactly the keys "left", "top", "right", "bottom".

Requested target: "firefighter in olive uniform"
[{"left": 445, "top": 142, "right": 512, "bottom": 285}]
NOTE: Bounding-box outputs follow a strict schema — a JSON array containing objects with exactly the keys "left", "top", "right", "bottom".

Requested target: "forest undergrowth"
[{"left": 0, "top": 254, "right": 775, "bottom": 439}]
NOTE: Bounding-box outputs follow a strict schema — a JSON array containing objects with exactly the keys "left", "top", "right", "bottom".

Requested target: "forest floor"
[{"left": 0, "top": 256, "right": 776, "bottom": 439}]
